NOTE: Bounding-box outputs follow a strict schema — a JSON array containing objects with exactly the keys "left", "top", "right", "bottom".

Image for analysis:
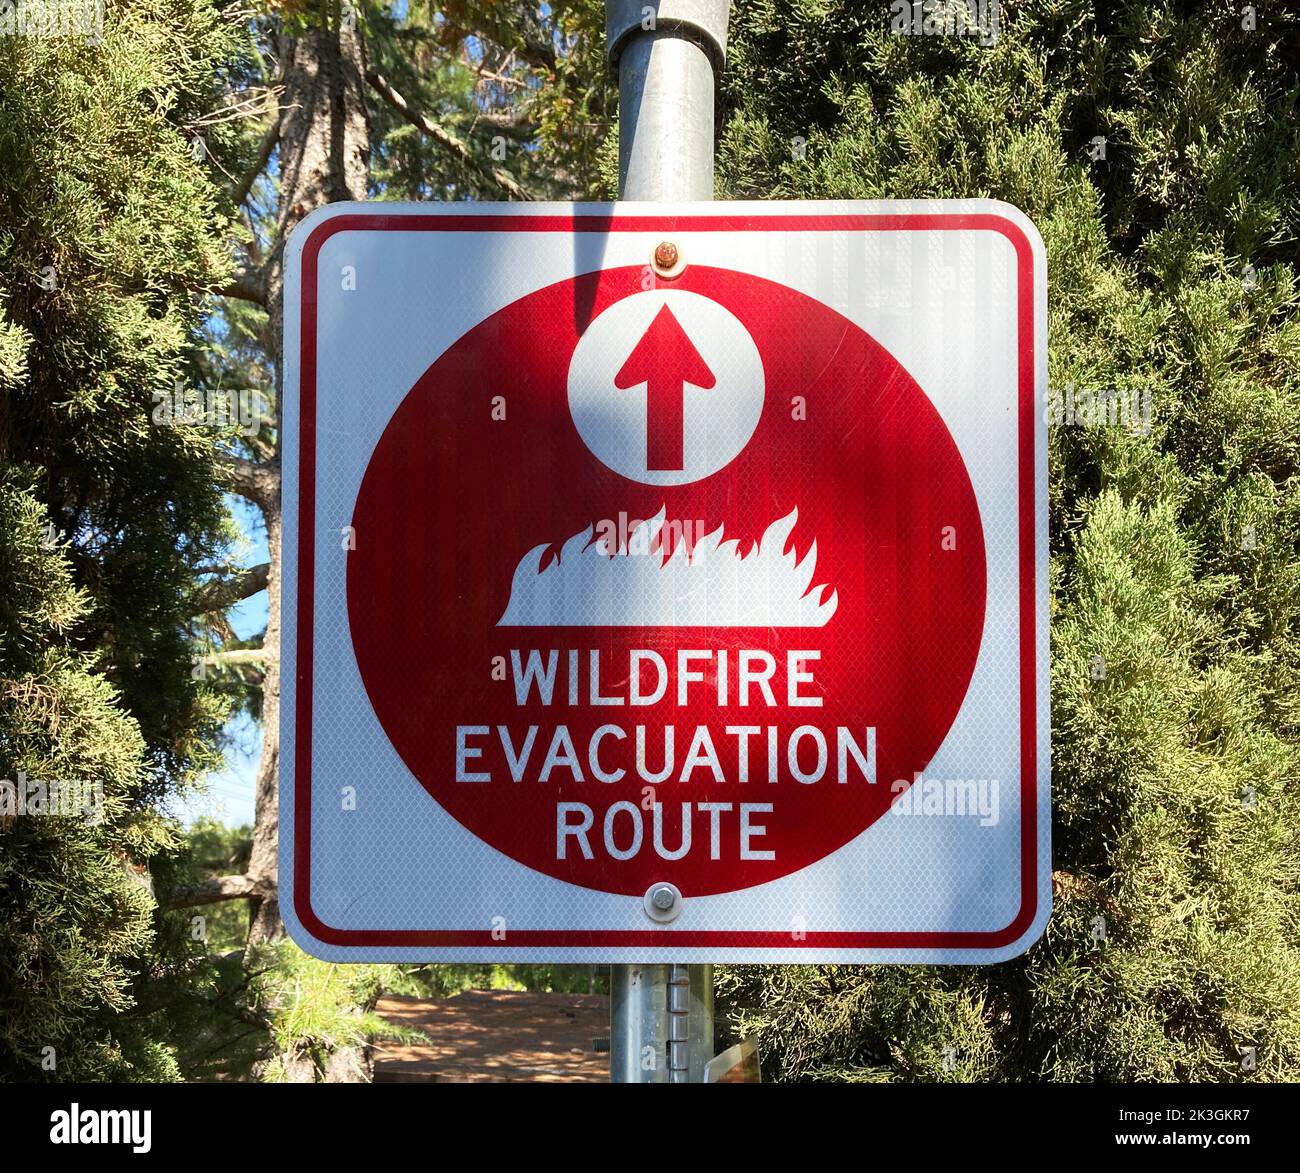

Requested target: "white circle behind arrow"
[{"left": 568, "top": 289, "right": 765, "bottom": 486}]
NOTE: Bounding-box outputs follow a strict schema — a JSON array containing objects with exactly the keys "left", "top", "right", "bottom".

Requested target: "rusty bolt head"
[
  {"left": 652, "top": 240, "right": 683, "bottom": 277},
  {"left": 654, "top": 241, "right": 679, "bottom": 269}
]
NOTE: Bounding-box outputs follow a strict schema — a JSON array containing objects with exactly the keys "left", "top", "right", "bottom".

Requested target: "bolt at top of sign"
[{"left": 653, "top": 240, "right": 685, "bottom": 278}]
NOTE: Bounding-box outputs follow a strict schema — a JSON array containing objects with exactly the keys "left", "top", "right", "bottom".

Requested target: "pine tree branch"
[
  {"left": 220, "top": 266, "right": 268, "bottom": 306},
  {"left": 199, "top": 1025, "right": 264, "bottom": 1061},
  {"left": 470, "top": 110, "right": 535, "bottom": 134},
  {"left": 167, "top": 873, "right": 265, "bottom": 908},
  {"left": 204, "top": 649, "right": 275, "bottom": 668},
  {"left": 364, "top": 68, "right": 533, "bottom": 201},
  {"left": 216, "top": 452, "right": 279, "bottom": 510},
  {"left": 516, "top": 26, "right": 557, "bottom": 72},
  {"left": 231, "top": 115, "right": 281, "bottom": 208},
  {"left": 192, "top": 563, "right": 270, "bottom": 613},
  {"left": 475, "top": 68, "right": 530, "bottom": 90}
]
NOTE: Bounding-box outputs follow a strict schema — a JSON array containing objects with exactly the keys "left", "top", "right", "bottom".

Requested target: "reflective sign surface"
[{"left": 281, "top": 201, "right": 1050, "bottom": 963}]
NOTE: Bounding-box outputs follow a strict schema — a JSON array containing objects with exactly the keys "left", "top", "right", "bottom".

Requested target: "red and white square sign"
[{"left": 281, "top": 200, "right": 1050, "bottom": 963}]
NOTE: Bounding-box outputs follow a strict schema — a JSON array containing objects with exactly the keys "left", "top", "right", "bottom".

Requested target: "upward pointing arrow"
[{"left": 614, "top": 304, "right": 716, "bottom": 472}]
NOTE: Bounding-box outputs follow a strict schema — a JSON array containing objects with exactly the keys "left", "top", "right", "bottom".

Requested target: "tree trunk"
[
  {"left": 245, "top": 16, "right": 371, "bottom": 948},
  {"left": 245, "top": 509, "right": 283, "bottom": 945}
]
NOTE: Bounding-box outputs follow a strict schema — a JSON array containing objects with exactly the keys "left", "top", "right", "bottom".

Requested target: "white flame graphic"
[{"left": 498, "top": 507, "right": 837, "bottom": 627}]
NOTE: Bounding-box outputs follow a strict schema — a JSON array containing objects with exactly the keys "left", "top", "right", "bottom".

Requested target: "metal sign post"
[{"left": 606, "top": 0, "right": 731, "bottom": 1084}]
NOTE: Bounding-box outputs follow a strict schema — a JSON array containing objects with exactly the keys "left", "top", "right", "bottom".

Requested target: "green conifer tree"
[
  {"left": 712, "top": 0, "right": 1300, "bottom": 1082},
  {"left": 0, "top": 3, "right": 250, "bottom": 1080}
]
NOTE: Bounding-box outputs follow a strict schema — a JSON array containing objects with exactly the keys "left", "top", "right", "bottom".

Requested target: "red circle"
[{"left": 347, "top": 265, "right": 986, "bottom": 896}]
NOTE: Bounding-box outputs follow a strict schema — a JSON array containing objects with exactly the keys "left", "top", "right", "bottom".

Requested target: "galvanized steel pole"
[{"left": 606, "top": 0, "right": 729, "bottom": 1084}]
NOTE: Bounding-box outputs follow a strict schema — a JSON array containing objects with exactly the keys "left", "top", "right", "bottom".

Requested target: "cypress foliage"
[
  {"left": 713, "top": 1, "right": 1300, "bottom": 1081},
  {"left": 0, "top": 4, "right": 247, "bottom": 1080}
]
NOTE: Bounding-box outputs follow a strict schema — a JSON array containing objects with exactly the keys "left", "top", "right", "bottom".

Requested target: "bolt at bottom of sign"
[{"left": 643, "top": 881, "right": 683, "bottom": 922}]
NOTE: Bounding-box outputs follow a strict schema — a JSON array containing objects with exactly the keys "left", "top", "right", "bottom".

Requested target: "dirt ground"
[{"left": 372, "top": 990, "right": 611, "bottom": 1083}]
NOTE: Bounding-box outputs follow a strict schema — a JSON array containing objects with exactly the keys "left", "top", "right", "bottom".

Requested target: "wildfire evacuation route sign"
[{"left": 280, "top": 200, "right": 1050, "bottom": 964}]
